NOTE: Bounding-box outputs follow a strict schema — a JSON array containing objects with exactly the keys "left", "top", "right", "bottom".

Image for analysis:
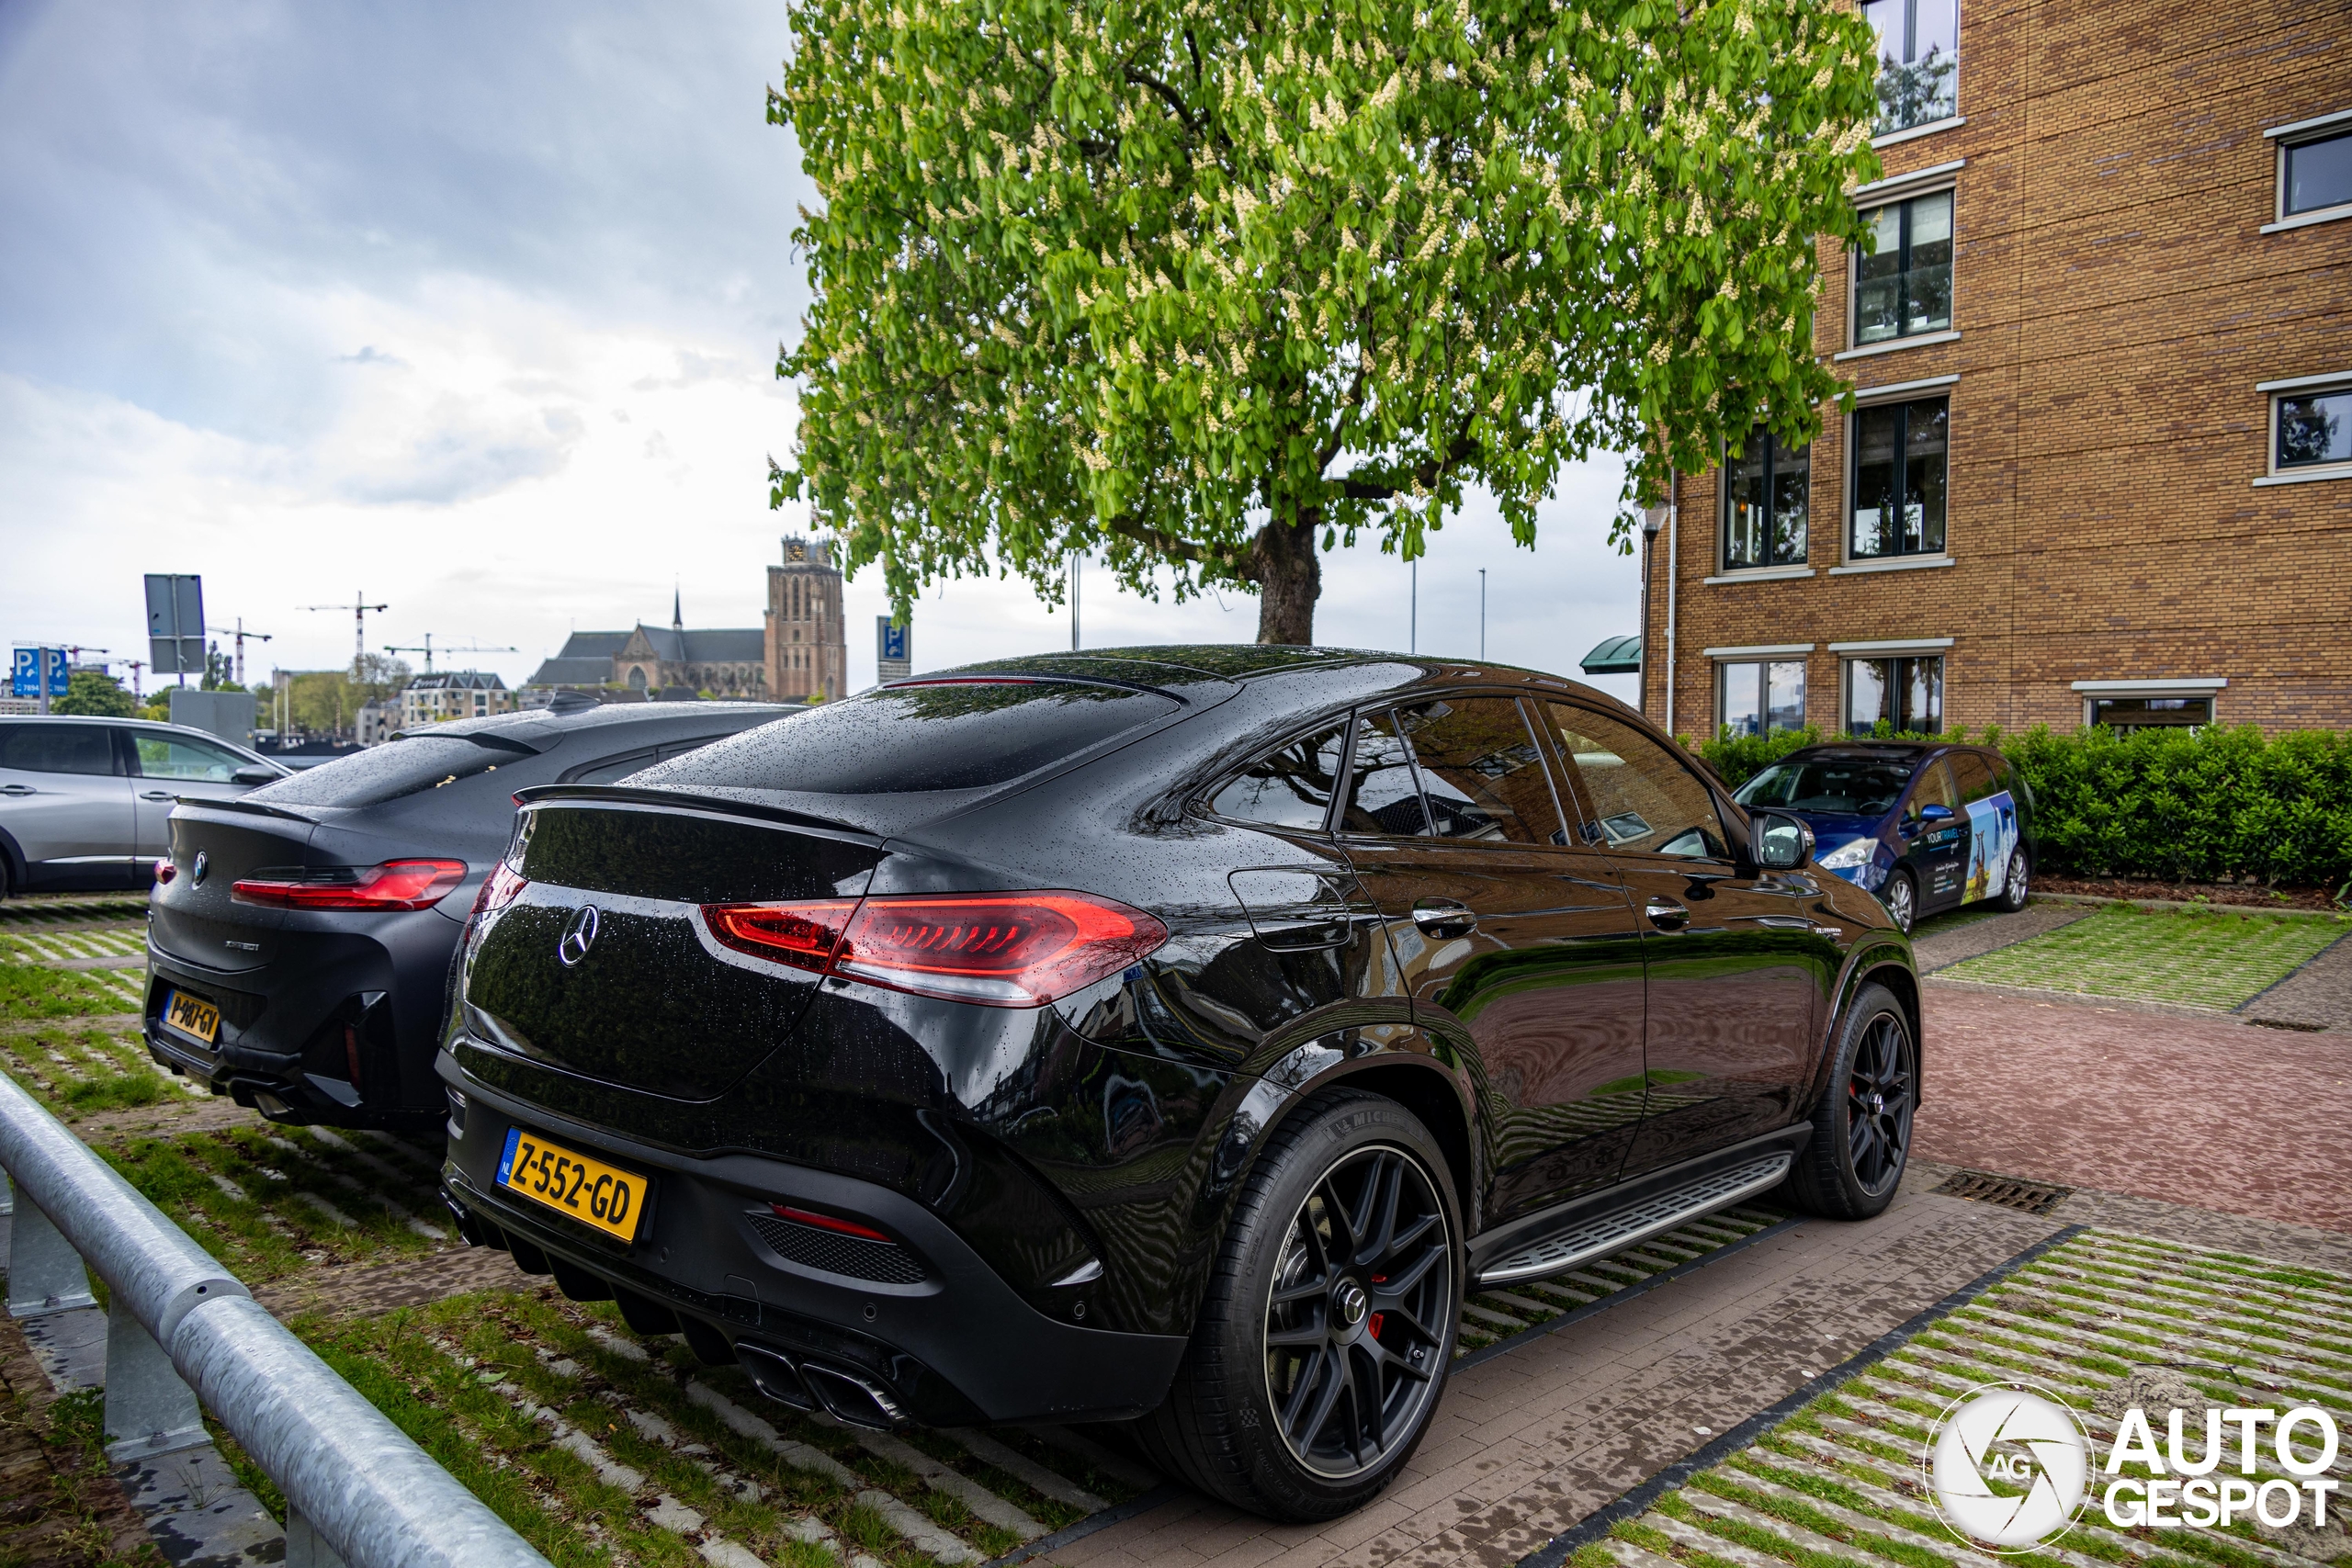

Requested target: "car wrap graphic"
[{"left": 1963, "top": 789, "right": 2019, "bottom": 903}]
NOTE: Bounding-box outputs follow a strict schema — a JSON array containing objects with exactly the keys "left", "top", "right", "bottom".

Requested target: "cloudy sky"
[{"left": 0, "top": 0, "right": 1640, "bottom": 703}]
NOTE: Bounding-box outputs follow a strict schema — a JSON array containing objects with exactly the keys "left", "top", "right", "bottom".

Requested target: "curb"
[{"left": 2034, "top": 890, "right": 2347, "bottom": 920}]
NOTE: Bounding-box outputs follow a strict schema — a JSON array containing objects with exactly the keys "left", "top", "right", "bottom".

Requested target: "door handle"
[
  {"left": 0, "top": 784, "right": 33, "bottom": 796},
  {"left": 1410, "top": 900, "right": 1477, "bottom": 939},
  {"left": 1645, "top": 897, "right": 1690, "bottom": 931},
  {"left": 141, "top": 790, "right": 177, "bottom": 802}
]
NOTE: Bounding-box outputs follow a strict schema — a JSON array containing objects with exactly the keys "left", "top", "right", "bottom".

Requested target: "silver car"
[{"left": 0, "top": 716, "right": 287, "bottom": 897}]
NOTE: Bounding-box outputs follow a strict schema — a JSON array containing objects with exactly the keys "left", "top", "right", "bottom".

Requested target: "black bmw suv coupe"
[
  {"left": 438, "top": 648, "right": 1918, "bottom": 1521},
  {"left": 145, "top": 700, "right": 783, "bottom": 1128}
]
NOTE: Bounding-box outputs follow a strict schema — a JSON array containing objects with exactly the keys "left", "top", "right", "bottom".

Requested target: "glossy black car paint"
[
  {"left": 142, "top": 702, "right": 785, "bottom": 1127},
  {"left": 436, "top": 649, "right": 1916, "bottom": 1429}
]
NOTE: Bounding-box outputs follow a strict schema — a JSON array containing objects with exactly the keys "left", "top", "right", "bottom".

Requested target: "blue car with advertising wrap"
[{"left": 1731, "top": 742, "right": 2035, "bottom": 933}]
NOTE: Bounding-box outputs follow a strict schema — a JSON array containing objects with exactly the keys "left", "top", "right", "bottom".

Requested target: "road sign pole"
[{"left": 39, "top": 648, "right": 51, "bottom": 715}]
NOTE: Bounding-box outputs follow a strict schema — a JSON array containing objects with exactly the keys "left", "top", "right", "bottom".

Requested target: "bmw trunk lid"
[{"left": 459, "top": 792, "right": 887, "bottom": 1100}]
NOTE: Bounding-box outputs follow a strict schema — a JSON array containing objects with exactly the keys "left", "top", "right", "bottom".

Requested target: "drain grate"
[{"left": 1935, "top": 1169, "right": 2073, "bottom": 1215}]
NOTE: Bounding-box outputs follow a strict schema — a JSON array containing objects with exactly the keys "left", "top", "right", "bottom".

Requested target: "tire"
[
  {"left": 1996, "top": 848, "right": 2030, "bottom": 913},
  {"left": 1784, "top": 982, "right": 1916, "bottom": 1221},
  {"left": 1138, "top": 1089, "right": 1461, "bottom": 1522},
  {"left": 1882, "top": 869, "right": 1917, "bottom": 934}
]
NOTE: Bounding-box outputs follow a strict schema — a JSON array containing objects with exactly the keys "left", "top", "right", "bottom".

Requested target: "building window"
[
  {"left": 1854, "top": 192, "right": 1953, "bottom": 345},
  {"left": 1723, "top": 430, "right": 1809, "bottom": 569},
  {"left": 1850, "top": 398, "right": 1949, "bottom": 558},
  {"left": 2281, "top": 128, "right": 2352, "bottom": 220},
  {"left": 1845, "top": 657, "right": 1941, "bottom": 734},
  {"left": 1862, "top": 0, "right": 1957, "bottom": 134},
  {"left": 2274, "top": 383, "right": 2352, "bottom": 473},
  {"left": 1718, "top": 661, "right": 1807, "bottom": 739},
  {"left": 2090, "top": 696, "right": 2212, "bottom": 733}
]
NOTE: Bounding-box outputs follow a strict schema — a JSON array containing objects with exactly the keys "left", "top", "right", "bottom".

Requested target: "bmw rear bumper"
[{"left": 435, "top": 1053, "right": 1186, "bottom": 1429}]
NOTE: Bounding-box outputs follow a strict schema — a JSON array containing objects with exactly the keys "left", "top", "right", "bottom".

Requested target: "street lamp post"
[{"left": 1479, "top": 569, "right": 1487, "bottom": 661}]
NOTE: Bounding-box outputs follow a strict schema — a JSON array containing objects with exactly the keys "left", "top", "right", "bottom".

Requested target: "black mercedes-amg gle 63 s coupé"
[
  {"left": 437, "top": 647, "right": 1918, "bottom": 1521},
  {"left": 144, "top": 701, "right": 784, "bottom": 1128}
]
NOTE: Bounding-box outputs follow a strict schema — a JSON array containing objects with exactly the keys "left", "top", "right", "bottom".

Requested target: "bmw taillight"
[
  {"left": 153, "top": 858, "right": 176, "bottom": 885},
  {"left": 232, "top": 860, "right": 468, "bottom": 911},
  {"left": 702, "top": 891, "right": 1165, "bottom": 1007}
]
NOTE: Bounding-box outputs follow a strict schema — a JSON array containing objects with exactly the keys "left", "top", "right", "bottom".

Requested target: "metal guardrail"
[{"left": 0, "top": 1068, "right": 551, "bottom": 1568}]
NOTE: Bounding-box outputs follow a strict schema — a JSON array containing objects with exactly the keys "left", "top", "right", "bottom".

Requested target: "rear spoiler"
[
  {"left": 183, "top": 796, "right": 319, "bottom": 827},
  {"left": 511, "top": 784, "right": 875, "bottom": 840}
]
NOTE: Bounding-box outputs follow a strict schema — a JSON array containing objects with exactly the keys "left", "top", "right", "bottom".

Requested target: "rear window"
[
  {"left": 634, "top": 681, "right": 1178, "bottom": 795},
  {"left": 0, "top": 723, "right": 118, "bottom": 776},
  {"left": 247, "top": 736, "right": 514, "bottom": 807}
]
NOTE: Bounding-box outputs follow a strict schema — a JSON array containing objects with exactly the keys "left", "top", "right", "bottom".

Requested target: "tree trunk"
[{"left": 1250, "top": 512, "right": 1320, "bottom": 645}]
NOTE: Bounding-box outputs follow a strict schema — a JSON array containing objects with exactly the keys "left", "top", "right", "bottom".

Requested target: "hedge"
[{"left": 1690, "top": 723, "right": 2352, "bottom": 892}]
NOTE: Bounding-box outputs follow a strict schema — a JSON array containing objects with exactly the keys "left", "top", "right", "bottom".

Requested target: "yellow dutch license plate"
[
  {"left": 163, "top": 989, "right": 220, "bottom": 1044},
  {"left": 496, "top": 1127, "right": 649, "bottom": 1242}
]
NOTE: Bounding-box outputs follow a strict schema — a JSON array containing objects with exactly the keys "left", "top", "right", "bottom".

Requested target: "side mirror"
[
  {"left": 1752, "top": 811, "right": 1815, "bottom": 871},
  {"left": 1917, "top": 803, "right": 1956, "bottom": 825},
  {"left": 232, "top": 765, "right": 280, "bottom": 785}
]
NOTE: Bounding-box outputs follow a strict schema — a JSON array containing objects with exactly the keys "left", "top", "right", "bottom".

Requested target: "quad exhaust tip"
[
  {"left": 441, "top": 1192, "right": 907, "bottom": 1427},
  {"left": 736, "top": 1341, "right": 903, "bottom": 1428}
]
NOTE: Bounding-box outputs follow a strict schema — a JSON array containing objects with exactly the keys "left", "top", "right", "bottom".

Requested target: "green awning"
[{"left": 1580, "top": 635, "right": 1643, "bottom": 675}]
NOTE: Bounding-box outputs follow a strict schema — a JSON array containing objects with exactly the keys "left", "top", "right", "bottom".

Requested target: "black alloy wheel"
[
  {"left": 1883, "top": 869, "right": 1917, "bottom": 934},
  {"left": 1998, "top": 848, "right": 2030, "bottom": 913},
  {"left": 1786, "top": 981, "right": 1915, "bottom": 1220},
  {"left": 1139, "top": 1089, "right": 1461, "bottom": 1521},
  {"left": 1262, "top": 1145, "right": 1453, "bottom": 1479},
  {"left": 1843, "top": 1010, "right": 1914, "bottom": 1195}
]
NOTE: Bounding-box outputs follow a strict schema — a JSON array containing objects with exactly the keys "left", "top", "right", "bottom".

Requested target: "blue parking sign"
[{"left": 10, "top": 648, "right": 68, "bottom": 699}]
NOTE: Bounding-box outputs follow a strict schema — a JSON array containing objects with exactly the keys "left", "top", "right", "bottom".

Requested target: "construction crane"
[
  {"left": 300, "top": 593, "right": 389, "bottom": 666},
  {"left": 381, "top": 635, "right": 517, "bottom": 675},
  {"left": 206, "top": 618, "right": 274, "bottom": 686}
]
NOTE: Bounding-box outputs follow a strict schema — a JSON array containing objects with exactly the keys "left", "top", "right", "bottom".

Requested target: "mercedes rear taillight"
[
  {"left": 701, "top": 891, "right": 1165, "bottom": 1007},
  {"left": 232, "top": 860, "right": 468, "bottom": 911}
]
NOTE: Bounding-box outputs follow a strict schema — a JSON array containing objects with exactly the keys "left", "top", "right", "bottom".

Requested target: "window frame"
[
  {"left": 1719, "top": 428, "right": 1812, "bottom": 571},
  {"left": 1849, "top": 189, "right": 1956, "bottom": 349},
  {"left": 2268, "top": 112, "right": 2352, "bottom": 231},
  {"left": 1861, "top": 0, "right": 1961, "bottom": 138},
  {"left": 1534, "top": 697, "right": 1737, "bottom": 864},
  {"left": 1843, "top": 655, "right": 1945, "bottom": 735},
  {"left": 1847, "top": 394, "right": 1952, "bottom": 560},
  {"left": 1197, "top": 714, "right": 1359, "bottom": 835},
  {"left": 2263, "top": 374, "right": 2352, "bottom": 480},
  {"left": 1714, "top": 660, "right": 1808, "bottom": 739},
  {"left": 1326, "top": 694, "right": 1576, "bottom": 849}
]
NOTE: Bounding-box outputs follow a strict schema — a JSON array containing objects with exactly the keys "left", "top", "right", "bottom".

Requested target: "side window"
[
  {"left": 1904, "top": 760, "right": 1959, "bottom": 821},
  {"left": 0, "top": 724, "right": 119, "bottom": 776},
  {"left": 1948, "top": 750, "right": 2001, "bottom": 805},
  {"left": 1207, "top": 721, "right": 1350, "bottom": 831},
  {"left": 1389, "top": 696, "right": 1564, "bottom": 846},
  {"left": 1337, "top": 712, "right": 1430, "bottom": 837},
  {"left": 132, "top": 733, "right": 244, "bottom": 783},
  {"left": 1540, "top": 705, "right": 1728, "bottom": 861}
]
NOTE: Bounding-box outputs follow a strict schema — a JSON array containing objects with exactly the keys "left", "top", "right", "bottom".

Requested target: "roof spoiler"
[{"left": 510, "top": 784, "right": 870, "bottom": 839}]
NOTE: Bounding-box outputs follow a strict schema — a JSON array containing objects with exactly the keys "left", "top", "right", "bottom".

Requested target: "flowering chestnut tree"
[{"left": 770, "top": 0, "right": 1882, "bottom": 644}]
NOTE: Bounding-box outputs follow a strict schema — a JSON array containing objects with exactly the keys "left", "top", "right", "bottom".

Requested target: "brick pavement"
[
  {"left": 1053, "top": 1188, "right": 2055, "bottom": 1568},
  {"left": 1913, "top": 981, "right": 2352, "bottom": 1231}
]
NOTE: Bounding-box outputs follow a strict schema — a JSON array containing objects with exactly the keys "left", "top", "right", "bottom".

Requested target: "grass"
[
  {"left": 1938, "top": 901, "right": 2348, "bottom": 1009},
  {"left": 0, "top": 963, "right": 141, "bottom": 1022}
]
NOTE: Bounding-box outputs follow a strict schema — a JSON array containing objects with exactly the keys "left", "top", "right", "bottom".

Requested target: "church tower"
[{"left": 764, "top": 536, "right": 848, "bottom": 701}]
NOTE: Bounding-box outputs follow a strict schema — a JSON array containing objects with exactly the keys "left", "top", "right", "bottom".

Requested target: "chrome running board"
[{"left": 1475, "top": 1152, "right": 1793, "bottom": 1287}]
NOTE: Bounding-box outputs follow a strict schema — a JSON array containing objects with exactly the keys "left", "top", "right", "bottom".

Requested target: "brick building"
[
  {"left": 1635, "top": 0, "right": 2352, "bottom": 741},
  {"left": 765, "top": 536, "right": 848, "bottom": 702}
]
